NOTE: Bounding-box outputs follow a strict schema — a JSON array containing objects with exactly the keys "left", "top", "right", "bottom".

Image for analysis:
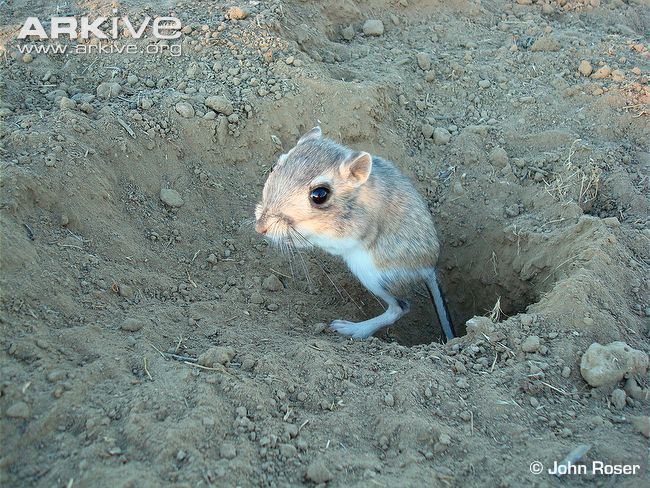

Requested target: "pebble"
[
  {"left": 306, "top": 458, "right": 332, "bottom": 483},
  {"left": 250, "top": 291, "right": 264, "bottom": 304},
  {"left": 363, "top": 19, "right": 384, "bottom": 36},
  {"left": 121, "top": 317, "right": 145, "bottom": 332},
  {"left": 22, "top": 53, "right": 33, "bottom": 63},
  {"left": 630, "top": 416, "right": 650, "bottom": 438},
  {"left": 611, "top": 69, "right": 625, "bottom": 82},
  {"left": 227, "top": 6, "right": 248, "bottom": 20},
  {"left": 416, "top": 52, "right": 431, "bottom": 71},
  {"left": 488, "top": 147, "right": 508, "bottom": 168},
  {"left": 198, "top": 346, "right": 236, "bottom": 367},
  {"left": 530, "top": 36, "right": 560, "bottom": 52},
  {"left": 59, "top": 97, "right": 76, "bottom": 110},
  {"left": 6, "top": 401, "right": 30, "bottom": 418},
  {"left": 175, "top": 102, "right": 195, "bottom": 118},
  {"left": 421, "top": 123, "right": 434, "bottom": 138},
  {"left": 280, "top": 443, "right": 297, "bottom": 457},
  {"left": 160, "top": 188, "right": 184, "bottom": 207},
  {"left": 433, "top": 127, "right": 451, "bottom": 145},
  {"left": 204, "top": 95, "right": 234, "bottom": 115},
  {"left": 96, "top": 82, "right": 121, "bottom": 99},
  {"left": 580, "top": 341, "right": 649, "bottom": 387},
  {"left": 478, "top": 79, "right": 491, "bottom": 88},
  {"left": 262, "top": 274, "right": 283, "bottom": 292},
  {"left": 561, "top": 366, "right": 571, "bottom": 378},
  {"left": 521, "top": 335, "right": 541, "bottom": 353},
  {"left": 611, "top": 389, "right": 627, "bottom": 409},
  {"left": 140, "top": 98, "right": 153, "bottom": 110},
  {"left": 456, "top": 377, "right": 470, "bottom": 389},
  {"left": 266, "top": 303, "right": 279, "bottom": 311},
  {"left": 220, "top": 442, "right": 237, "bottom": 459},
  {"left": 592, "top": 65, "right": 611, "bottom": 79},
  {"left": 341, "top": 24, "right": 355, "bottom": 41},
  {"left": 578, "top": 60, "right": 593, "bottom": 77}
]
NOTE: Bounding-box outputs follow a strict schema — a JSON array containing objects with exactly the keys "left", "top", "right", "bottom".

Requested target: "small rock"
[
  {"left": 250, "top": 292, "right": 264, "bottom": 304},
  {"left": 489, "top": 147, "right": 508, "bottom": 168},
  {"left": 630, "top": 416, "right": 650, "bottom": 438},
  {"left": 160, "top": 188, "right": 184, "bottom": 207},
  {"left": 611, "top": 69, "right": 625, "bottom": 82},
  {"left": 6, "top": 401, "right": 30, "bottom": 418},
  {"left": 592, "top": 65, "right": 611, "bottom": 79},
  {"left": 578, "top": 60, "right": 593, "bottom": 77},
  {"left": 456, "top": 377, "right": 470, "bottom": 389},
  {"left": 59, "top": 97, "right": 76, "bottom": 110},
  {"left": 611, "top": 389, "right": 627, "bottom": 409},
  {"left": 521, "top": 335, "right": 541, "bottom": 353},
  {"left": 175, "top": 102, "right": 195, "bottom": 118},
  {"left": 478, "top": 79, "right": 491, "bottom": 88},
  {"left": 341, "top": 24, "right": 355, "bottom": 41},
  {"left": 96, "top": 82, "right": 121, "bottom": 99},
  {"left": 220, "top": 442, "right": 237, "bottom": 459},
  {"left": 140, "top": 98, "right": 153, "bottom": 110},
  {"left": 421, "top": 123, "right": 434, "bottom": 138},
  {"left": 433, "top": 127, "right": 451, "bottom": 145},
  {"left": 580, "top": 341, "right": 649, "bottom": 387},
  {"left": 561, "top": 366, "right": 571, "bottom": 378},
  {"left": 306, "top": 458, "right": 332, "bottom": 484},
  {"left": 363, "top": 19, "right": 384, "bottom": 36},
  {"left": 262, "top": 274, "right": 283, "bottom": 292},
  {"left": 280, "top": 443, "right": 297, "bottom": 457},
  {"left": 198, "top": 346, "right": 236, "bottom": 367},
  {"left": 227, "top": 6, "right": 248, "bottom": 20},
  {"left": 121, "top": 317, "right": 145, "bottom": 332},
  {"left": 266, "top": 303, "right": 279, "bottom": 311},
  {"left": 22, "top": 53, "right": 33, "bottom": 63},
  {"left": 204, "top": 95, "right": 234, "bottom": 115},
  {"left": 416, "top": 52, "right": 431, "bottom": 71},
  {"left": 530, "top": 36, "right": 560, "bottom": 52}
]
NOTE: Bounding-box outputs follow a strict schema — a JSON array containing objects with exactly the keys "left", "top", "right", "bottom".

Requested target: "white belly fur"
[{"left": 306, "top": 234, "right": 383, "bottom": 291}]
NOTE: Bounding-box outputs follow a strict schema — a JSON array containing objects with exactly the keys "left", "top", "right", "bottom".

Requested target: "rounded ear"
[
  {"left": 298, "top": 126, "right": 322, "bottom": 145},
  {"left": 339, "top": 152, "right": 372, "bottom": 187}
]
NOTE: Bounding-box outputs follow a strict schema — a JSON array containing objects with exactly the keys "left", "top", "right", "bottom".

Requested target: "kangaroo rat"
[{"left": 255, "top": 127, "right": 455, "bottom": 341}]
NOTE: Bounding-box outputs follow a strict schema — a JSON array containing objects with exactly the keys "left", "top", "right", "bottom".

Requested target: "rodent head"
[{"left": 255, "top": 127, "right": 373, "bottom": 247}]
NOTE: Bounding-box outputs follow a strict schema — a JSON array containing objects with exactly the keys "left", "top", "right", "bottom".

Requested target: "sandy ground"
[{"left": 1, "top": 0, "right": 649, "bottom": 486}]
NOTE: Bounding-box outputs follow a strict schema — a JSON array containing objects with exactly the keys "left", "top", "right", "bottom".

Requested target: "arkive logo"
[{"left": 17, "top": 15, "right": 182, "bottom": 40}]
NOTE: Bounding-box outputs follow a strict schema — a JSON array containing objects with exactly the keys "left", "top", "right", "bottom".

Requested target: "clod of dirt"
[
  {"left": 530, "top": 36, "right": 560, "bottom": 52},
  {"left": 227, "top": 6, "right": 249, "bottom": 20},
  {"left": 521, "top": 335, "right": 541, "bottom": 353},
  {"left": 624, "top": 378, "right": 649, "bottom": 402},
  {"left": 592, "top": 65, "right": 611, "bottom": 79},
  {"left": 219, "top": 442, "right": 237, "bottom": 459},
  {"left": 422, "top": 124, "right": 434, "bottom": 139},
  {"left": 305, "top": 458, "right": 332, "bottom": 484},
  {"left": 433, "top": 127, "right": 451, "bottom": 145},
  {"left": 416, "top": 52, "right": 431, "bottom": 71},
  {"left": 96, "top": 82, "right": 121, "bottom": 99},
  {"left": 175, "top": 102, "right": 195, "bottom": 118},
  {"left": 160, "top": 188, "right": 184, "bottom": 208},
  {"left": 204, "top": 96, "right": 234, "bottom": 115},
  {"left": 262, "top": 274, "right": 283, "bottom": 292},
  {"left": 578, "top": 60, "right": 593, "bottom": 77},
  {"left": 580, "top": 342, "right": 649, "bottom": 387},
  {"left": 611, "top": 389, "right": 627, "bottom": 409},
  {"left": 341, "top": 24, "right": 355, "bottom": 41},
  {"left": 198, "top": 346, "right": 235, "bottom": 367},
  {"left": 121, "top": 317, "right": 145, "bottom": 332},
  {"left": 362, "top": 19, "right": 384, "bottom": 36},
  {"left": 5, "top": 401, "right": 30, "bottom": 419},
  {"left": 630, "top": 416, "right": 650, "bottom": 438},
  {"left": 488, "top": 146, "right": 509, "bottom": 168}
]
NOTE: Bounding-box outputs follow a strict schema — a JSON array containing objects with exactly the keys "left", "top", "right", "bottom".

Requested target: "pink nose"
[{"left": 256, "top": 221, "right": 268, "bottom": 234}]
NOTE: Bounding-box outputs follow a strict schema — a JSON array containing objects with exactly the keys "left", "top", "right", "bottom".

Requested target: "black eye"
[{"left": 310, "top": 186, "right": 330, "bottom": 205}]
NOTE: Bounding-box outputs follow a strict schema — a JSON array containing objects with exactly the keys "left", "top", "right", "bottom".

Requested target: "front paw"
[{"left": 329, "top": 320, "right": 371, "bottom": 339}]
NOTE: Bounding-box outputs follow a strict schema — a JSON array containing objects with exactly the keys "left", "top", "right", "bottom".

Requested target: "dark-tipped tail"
[{"left": 424, "top": 270, "right": 456, "bottom": 341}]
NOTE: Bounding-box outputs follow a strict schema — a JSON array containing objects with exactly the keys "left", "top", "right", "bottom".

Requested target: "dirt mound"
[{"left": 1, "top": 0, "right": 648, "bottom": 486}]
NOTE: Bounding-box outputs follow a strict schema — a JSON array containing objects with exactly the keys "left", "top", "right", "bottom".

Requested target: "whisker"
[
  {"left": 288, "top": 232, "right": 314, "bottom": 292},
  {"left": 290, "top": 228, "right": 366, "bottom": 316}
]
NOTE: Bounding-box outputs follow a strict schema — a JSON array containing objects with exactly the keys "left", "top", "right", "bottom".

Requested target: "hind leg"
[{"left": 330, "top": 286, "right": 409, "bottom": 339}]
